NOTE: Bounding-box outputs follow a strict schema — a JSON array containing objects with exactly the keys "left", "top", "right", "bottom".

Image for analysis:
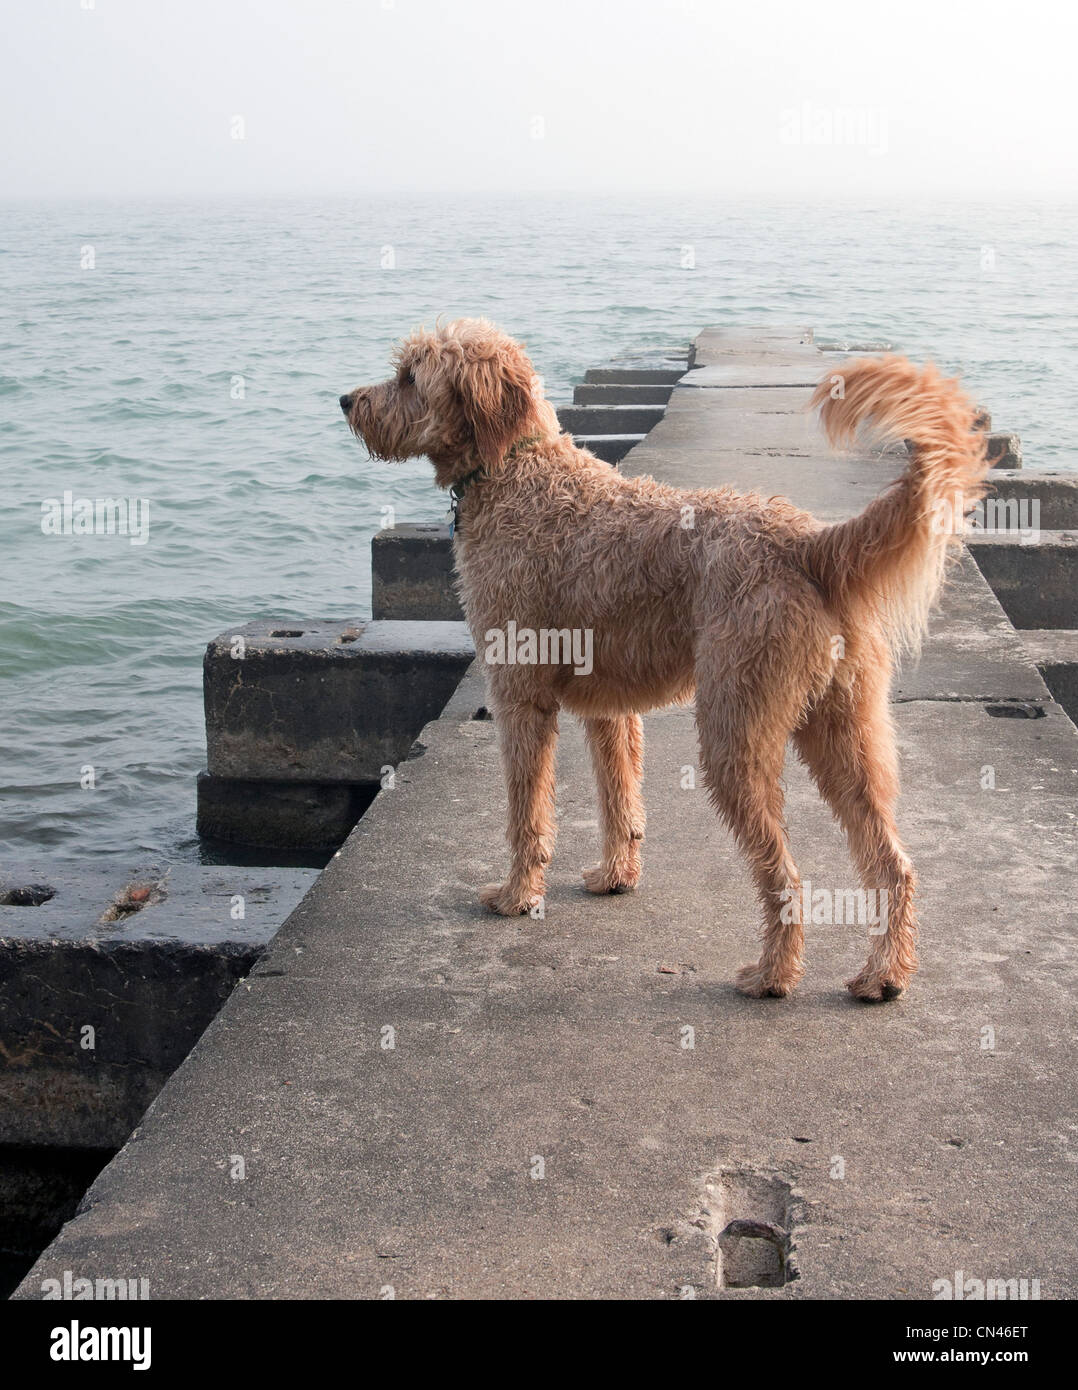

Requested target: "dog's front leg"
[
  {"left": 582, "top": 714, "right": 645, "bottom": 894},
  {"left": 480, "top": 698, "right": 559, "bottom": 916}
]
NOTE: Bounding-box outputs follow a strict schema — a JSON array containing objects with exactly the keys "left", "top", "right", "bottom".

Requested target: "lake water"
[{"left": 2, "top": 195, "right": 1076, "bottom": 860}]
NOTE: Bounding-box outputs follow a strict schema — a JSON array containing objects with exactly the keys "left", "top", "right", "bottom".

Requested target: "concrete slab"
[
  {"left": 372, "top": 522, "right": 462, "bottom": 622},
  {"left": 624, "top": 444, "right": 900, "bottom": 522},
  {"left": 966, "top": 532, "right": 1078, "bottom": 630},
  {"left": 1015, "top": 629, "right": 1078, "bottom": 668},
  {"left": 682, "top": 359, "right": 832, "bottom": 389},
  {"left": 635, "top": 409, "right": 822, "bottom": 457},
  {"left": 683, "top": 352, "right": 882, "bottom": 391},
  {"left": 664, "top": 386, "right": 813, "bottom": 415},
  {"left": 692, "top": 327, "right": 813, "bottom": 365},
  {"left": 1015, "top": 630, "right": 1078, "bottom": 729},
  {"left": 895, "top": 551, "right": 1051, "bottom": 705},
  {"left": 0, "top": 863, "right": 317, "bottom": 1148},
  {"left": 573, "top": 383, "right": 674, "bottom": 405},
  {"left": 583, "top": 367, "right": 685, "bottom": 386},
  {"left": 196, "top": 772, "right": 376, "bottom": 850},
  {"left": 14, "top": 695, "right": 1078, "bottom": 1299},
  {"left": 573, "top": 433, "right": 646, "bottom": 464},
  {"left": 557, "top": 404, "right": 666, "bottom": 435},
  {"left": 203, "top": 618, "right": 474, "bottom": 783},
  {"left": 990, "top": 471, "right": 1078, "bottom": 530}
]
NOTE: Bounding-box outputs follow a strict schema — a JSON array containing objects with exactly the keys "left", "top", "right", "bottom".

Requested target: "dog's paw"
[
  {"left": 734, "top": 961, "right": 799, "bottom": 999},
  {"left": 582, "top": 863, "right": 639, "bottom": 895},
  {"left": 846, "top": 968, "right": 907, "bottom": 1002},
  {"left": 479, "top": 882, "right": 537, "bottom": 917}
]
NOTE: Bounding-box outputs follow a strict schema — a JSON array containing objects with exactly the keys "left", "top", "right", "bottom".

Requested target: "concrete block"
[
  {"left": 583, "top": 366, "right": 685, "bottom": 385},
  {"left": 196, "top": 772, "right": 377, "bottom": 850},
  {"left": 966, "top": 531, "right": 1078, "bottom": 629},
  {"left": 573, "top": 383, "right": 674, "bottom": 405},
  {"left": 573, "top": 433, "right": 646, "bottom": 464},
  {"left": 203, "top": 618, "right": 475, "bottom": 783},
  {"left": 988, "top": 470, "right": 1078, "bottom": 530},
  {"left": 987, "top": 432, "right": 1022, "bottom": 469},
  {"left": 0, "top": 862, "right": 317, "bottom": 1147},
  {"left": 556, "top": 404, "right": 665, "bottom": 435},
  {"left": 371, "top": 521, "right": 463, "bottom": 621},
  {"left": 1015, "top": 629, "right": 1078, "bottom": 727}
]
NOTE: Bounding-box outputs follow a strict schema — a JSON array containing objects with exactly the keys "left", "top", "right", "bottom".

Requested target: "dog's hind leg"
[
  {"left": 695, "top": 675, "right": 807, "bottom": 999},
  {"left": 793, "top": 661, "right": 918, "bottom": 1001},
  {"left": 480, "top": 698, "right": 559, "bottom": 917},
  {"left": 582, "top": 714, "right": 645, "bottom": 895}
]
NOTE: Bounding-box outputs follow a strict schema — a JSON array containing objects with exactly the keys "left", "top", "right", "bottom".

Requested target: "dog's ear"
[{"left": 454, "top": 336, "right": 537, "bottom": 469}]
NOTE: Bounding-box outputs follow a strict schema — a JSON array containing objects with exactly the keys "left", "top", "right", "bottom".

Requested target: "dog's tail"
[{"left": 802, "top": 355, "right": 989, "bottom": 658}]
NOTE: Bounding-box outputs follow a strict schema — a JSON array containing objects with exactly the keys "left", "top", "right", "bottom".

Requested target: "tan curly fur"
[{"left": 341, "top": 319, "right": 989, "bottom": 1002}]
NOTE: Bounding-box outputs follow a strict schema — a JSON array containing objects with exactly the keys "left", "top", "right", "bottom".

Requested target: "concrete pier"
[{"left": 15, "top": 328, "right": 1077, "bottom": 1300}]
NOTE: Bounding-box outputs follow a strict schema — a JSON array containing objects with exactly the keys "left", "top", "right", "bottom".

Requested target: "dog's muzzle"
[{"left": 339, "top": 393, "right": 354, "bottom": 416}]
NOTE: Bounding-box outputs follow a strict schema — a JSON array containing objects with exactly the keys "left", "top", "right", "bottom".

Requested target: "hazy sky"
[{"left": 3, "top": 0, "right": 1076, "bottom": 200}]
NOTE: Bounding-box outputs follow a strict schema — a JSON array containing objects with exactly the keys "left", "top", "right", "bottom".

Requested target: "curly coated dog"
[{"left": 340, "top": 319, "right": 989, "bottom": 1001}]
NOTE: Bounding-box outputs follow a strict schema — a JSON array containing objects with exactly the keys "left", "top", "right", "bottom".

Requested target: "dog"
[{"left": 340, "top": 319, "right": 989, "bottom": 1001}]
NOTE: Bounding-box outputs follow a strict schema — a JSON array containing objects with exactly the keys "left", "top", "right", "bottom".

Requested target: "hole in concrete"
[
  {"left": 99, "top": 880, "right": 166, "bottom": 923},
  {"left": 472, "top": 706, "right": 492, "bottom": 721},
  {"left": 984, "top": 702, "right": 1046, "bottom": 719},
  {"left": 719, "top": 1222, "right": 788, "bottom": 1288},
  {"left": 701, "top": 1170, "right": 799, "bottom": 1289},
  {"left": 269, "top": 629, "right": 304, "bottom": 638},
  {"left": 336, "top": 632, "right": 360, "bottom": 644},
  {"left": 0, "top": 884, "right": 56, "bottom": 907}
]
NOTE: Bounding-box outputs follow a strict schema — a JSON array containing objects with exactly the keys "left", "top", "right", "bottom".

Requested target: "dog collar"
[
  {"left": 446, "top": 436, "right": 540, "bottom": 536},
  {"left": 447, "top": 467, "right": 484, "bottom": 537}
]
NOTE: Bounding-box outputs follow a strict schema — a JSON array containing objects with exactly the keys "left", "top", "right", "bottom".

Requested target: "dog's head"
[{"left": 339, "top": 318, "right": 557, "bottom": 488}]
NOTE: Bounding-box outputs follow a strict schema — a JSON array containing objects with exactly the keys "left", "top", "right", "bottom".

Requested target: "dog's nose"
[{"left": 339, "top": 393, "right": 354, "bottom": 415}]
